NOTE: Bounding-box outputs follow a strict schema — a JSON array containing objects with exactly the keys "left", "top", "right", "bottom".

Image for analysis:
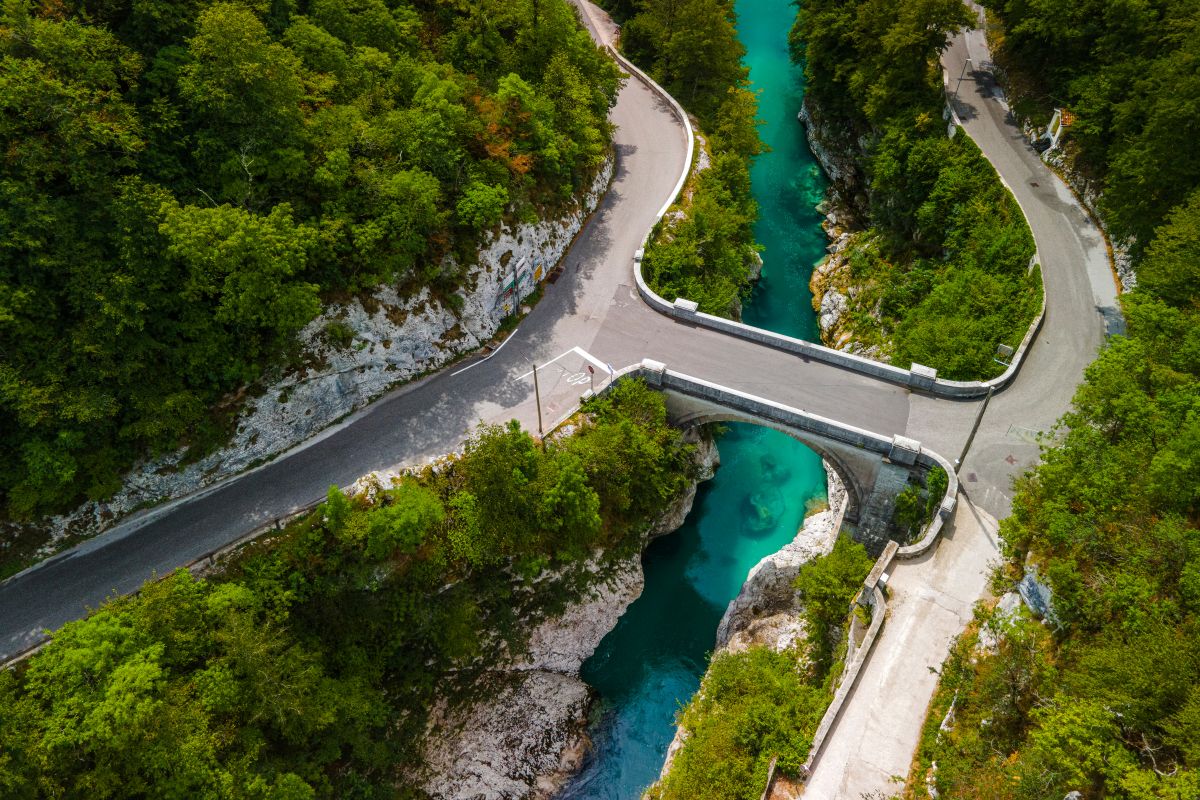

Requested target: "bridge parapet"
[
  {"left": 600, "top": 361, "right": 961, "bottom": 790},
  {"left": 615, "top": 35, "right": 1048, "bottom": 402}
]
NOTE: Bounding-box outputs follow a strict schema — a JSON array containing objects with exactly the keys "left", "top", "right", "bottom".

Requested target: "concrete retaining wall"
[{"left": 799, "top": 585, "right": 887, "bottom": 778}]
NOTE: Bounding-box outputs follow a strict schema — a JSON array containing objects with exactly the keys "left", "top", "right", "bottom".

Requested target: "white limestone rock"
[
  {"left": 35, "top": 159, "right": 614, "bottom": 551},
  {"left": 515, "top": 557, "right": 645, "bottom": 676},
  {"left": 421, "top": 671, "right": 593, "bottom": 800},
  {"left": 416, "top": 428, "right": 720, "bottom": 800},
  {"left": 818, "top": 288, "right": 849, "bottom": 337},
  {"left": 648, "top": 429, "right": 720, "bottom": 539},
  {"left": 421, "top": 556, "right": 643, "bottom": 800}
]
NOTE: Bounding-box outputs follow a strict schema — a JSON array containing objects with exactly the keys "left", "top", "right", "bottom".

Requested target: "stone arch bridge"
[{"left": 622, "top": 359, "right": 958, "bottom": 557}]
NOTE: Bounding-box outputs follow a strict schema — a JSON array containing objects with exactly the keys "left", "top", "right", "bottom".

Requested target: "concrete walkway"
[{"left": 801, "top": 495, "right": 999, "bottom": 799}]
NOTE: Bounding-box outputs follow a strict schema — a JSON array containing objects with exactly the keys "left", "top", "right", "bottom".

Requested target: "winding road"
[{"left": 1, "top": 3, "right": 1116, "bottom": 796}]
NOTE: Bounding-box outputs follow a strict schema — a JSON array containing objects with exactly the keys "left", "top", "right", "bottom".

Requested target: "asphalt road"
[{"left": 0, "top": 1, "right": 1111, "bottom": 715}]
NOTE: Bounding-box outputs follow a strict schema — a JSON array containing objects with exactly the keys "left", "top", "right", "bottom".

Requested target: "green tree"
[
  {"left": 160, "top": 202, "right": 320, "bottom": 341},
  {"left": 793, "top": 535, "right": 873, "bottom": 670},
  {"left": 456, "top": 181, "right": 509, "bottom": 229}
]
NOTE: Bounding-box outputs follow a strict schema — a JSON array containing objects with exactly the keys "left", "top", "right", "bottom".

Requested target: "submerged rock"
[
  {"left": 657, "top": 461, "right": 846, "bottom": 783},
  {"left": 715, "top": 461, "right": 847, "bottom": 649}
]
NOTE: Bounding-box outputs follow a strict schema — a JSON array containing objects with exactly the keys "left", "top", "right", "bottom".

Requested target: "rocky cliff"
[
  {"left": 418, "top": 556, "right": 643, "bottom": 800},
  {"left": 416, "top": 429, "right": 720, "bottom": 800},
  {"left": 797, "top": 100, "right": 869, "bottom": 220},
  {"left": 35, "top": 158, "right": 614, "bottom": 552},
  {"left": 798, "top": 101, "right": 888, "bottom": 356}
]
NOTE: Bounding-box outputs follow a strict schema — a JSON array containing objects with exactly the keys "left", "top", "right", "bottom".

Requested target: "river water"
[{"left": 558, "top": 0, "right": 829, "bottom": 796}]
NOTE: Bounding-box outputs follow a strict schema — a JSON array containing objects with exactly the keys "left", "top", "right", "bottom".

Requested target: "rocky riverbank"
[
  {"left": 716, "top": 461, "right": 846, "bottom": 651},
  {"left": 655, "top": 460, "right": 847, "bottom": 780},
  {"left": 797, "top": 101, "right": 887, "bottom": 356},
  {"left": 19, "top": 158, "right": 614, "bottom": 558},
  {"left": 415, "top": 430, "right": 720, "bottom": 800}
]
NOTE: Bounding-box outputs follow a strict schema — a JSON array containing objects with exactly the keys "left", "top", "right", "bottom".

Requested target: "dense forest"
[
  {"left": 914, "top": 225, "right": 1200, "bottom": 800},
  {"left": 986, "top": 0, "right": 1200, "bottom": 249},
  {"left": 909, "top": 2, "right": 1200, "bottom": 798},
  {"left": 0, "top": 379, "right": 695, "bottom": 798},
  {"left": 791, "top": 0, "right": 1041, "bottom": 379},
  {"left": 0, "top": 0, "right": 620, "bottom": 519},
  {"left": 600, "top": 0, "right": 765, "bottom": 316}
]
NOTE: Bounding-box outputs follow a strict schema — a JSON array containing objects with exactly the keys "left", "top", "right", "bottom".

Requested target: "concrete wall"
[
  {"left": 571, "top": 363, "right": 964, "bottom": 792},
  {"left": 635, "top": 273, "right": 1046, "bottom": 400}
]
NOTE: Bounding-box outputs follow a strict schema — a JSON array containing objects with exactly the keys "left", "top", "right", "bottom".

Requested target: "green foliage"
[
  {"left": 790, "top": 0, "right": 1038, "bottom": 379},
  {"left": 648, "top": 647, "right": 828, "bottom": 800},
  {"left": 456, "top": 182, "right": 509, "bottom": 229},
  {"left": 792, "top": 0, "right": 972, "bottom": 129},
  {"left": 651, "top": 536, "right": 874, "bottom": 797},
  {"left": 619, "top": 0, "right": 747, "bottom": 121},
  {"left": 0, "top": 0, "right": 622, "bottom": 522},
  {"left": 925, "top": 466, "right": 948, "bottom": 517},
  {"left": 616, "top": 0, "right": 763, "bottom": 318},
  {"left": 892, "top": 484, "right": 925, "bottom": 541},
  {"left": 642, "top": 150, "right": 761, "bottom": 315},
  {"left": 793, "top": 535, "right": 874, "bottom": 672},
  {"left": 1137, "top": 189, "right": 1200, "bottom": 308},
  {"left": 917, "top": 208, "right": 1200, "bottom": 796},
  {"left": 984, "top": 0, "right": 1200, "bottom": 247},
  {"left": 0, "top": 571, "right": 378, "bottom": 798},
  {"left": 892, "top": 466, "right": 949, "bottom": 543},
  {"left": 0, "top": 379, "right": 692, "bottom": 797}
]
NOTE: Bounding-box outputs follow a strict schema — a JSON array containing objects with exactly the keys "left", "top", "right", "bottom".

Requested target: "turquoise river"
[{"left": 559, "top": 0, "right": 831, "bottom": 796}]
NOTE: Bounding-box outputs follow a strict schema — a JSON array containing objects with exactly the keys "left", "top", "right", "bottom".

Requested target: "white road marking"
[
  {"left": 449, "top": 328, "right": 520, "bottom": 377},
  {"left": 516, "top": 346, "right": 608, "bottom": 381}
]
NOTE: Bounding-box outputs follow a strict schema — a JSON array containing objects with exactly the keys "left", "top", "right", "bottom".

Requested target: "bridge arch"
[
  {"left": 626, "top": 360, "right": 952, "bottom": 554},
  {"left": 671, "top": 409, "right": 866, "bottom": 530}
]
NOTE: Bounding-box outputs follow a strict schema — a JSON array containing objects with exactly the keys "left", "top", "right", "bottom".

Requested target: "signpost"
[{"left": 532, "top": 362, "right": 544, "bottom": 448}]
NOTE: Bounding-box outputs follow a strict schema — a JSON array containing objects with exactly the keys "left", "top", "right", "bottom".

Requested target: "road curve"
[{"left": 0, "top": 39, "right": 1110, "bottom": 800}]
